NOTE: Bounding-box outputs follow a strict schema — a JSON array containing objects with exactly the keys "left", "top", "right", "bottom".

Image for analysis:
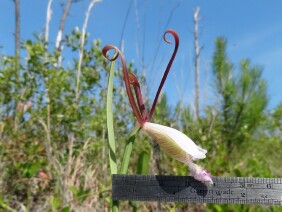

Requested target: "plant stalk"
[
  {"left": 120, "top": 125, "right": 141, "bottom": 174},
  {"left": 106, "top": 55, "right": 118, "bottom": 211}
]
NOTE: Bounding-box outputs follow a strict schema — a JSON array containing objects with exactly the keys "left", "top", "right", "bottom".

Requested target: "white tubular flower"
[{"left": 143, "top": 122, "right": 213, "bottom": 185}]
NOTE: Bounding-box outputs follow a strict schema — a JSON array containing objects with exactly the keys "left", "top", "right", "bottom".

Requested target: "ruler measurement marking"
[{"left": 113, "top": 175, "right": 282, "bottom": 205}]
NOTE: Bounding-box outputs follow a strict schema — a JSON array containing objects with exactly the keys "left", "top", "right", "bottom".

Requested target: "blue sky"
[{"left": 1, "top": 0, "right": 281, "bottom": 110}]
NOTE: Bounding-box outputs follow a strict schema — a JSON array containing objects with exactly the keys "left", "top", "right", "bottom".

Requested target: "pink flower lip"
[{"left": 193, "top": 169, "right": 213, "bottom": 185}]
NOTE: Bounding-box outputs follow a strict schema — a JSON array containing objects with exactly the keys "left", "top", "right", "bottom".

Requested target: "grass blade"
[
  {"left": 107, "top": 57, "right": 117, "bottom": 175},
  {"left": 106, "top": 57, "right": 119, "bottom": 211},
  {"left": 119, "top": 126, "right": 141, "bottom": 174}
]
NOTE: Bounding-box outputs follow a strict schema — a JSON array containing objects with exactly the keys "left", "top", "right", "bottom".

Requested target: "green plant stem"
[
  {"left": 107, "top": 57, "right": 118, "bottom": 175},
  {"left": 120, "top": 125, "right": 141, "bottom": 174},
  {"left": 107, "top": 56, "right": 118, "bottom": 211},
  {"left": 111, "top": 200, "right": 119, "bottom": 212}
]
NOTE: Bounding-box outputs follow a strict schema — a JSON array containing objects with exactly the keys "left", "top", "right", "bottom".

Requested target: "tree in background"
[
  {"left": 13, "top": 0, "right": 20, "bottom": 76},
  {"left": 212, "top": 38, "right": 267, "bottom": 152},
  {"left": 193, "top": 7, "right": 202, "bottom": 120}
]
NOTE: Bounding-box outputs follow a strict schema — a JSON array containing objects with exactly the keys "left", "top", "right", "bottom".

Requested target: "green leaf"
[
  {"left": 50, "top": 196, "right": 61, "bottom": 209},
  {"left": 62, "top": 206, "right": 71, "bottom": 212},
  {"left": 77, "top": 188, "right": 90, "bottom": 202},
  {"left": 106, "top": 54, "right": 119, "bottom": 212},
  {"left": 107, "top": 55, "right": 117, "bottom": 175},
  {"left": 214, "top": 205, "right": 223, "bottom": 212},
  {"left": 68, "top": 185, "right": 79, "bottom": 195},
  {"left": 137, "top": 151, "right": 150, "bottom": 175},
  {"left": 119, "top": 126, "right": 141, "bottom": 174}
]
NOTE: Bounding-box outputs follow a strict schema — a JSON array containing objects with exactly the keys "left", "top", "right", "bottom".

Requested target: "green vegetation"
[{"left": 0, "top": 29, "right": 281, "bottom": 211}]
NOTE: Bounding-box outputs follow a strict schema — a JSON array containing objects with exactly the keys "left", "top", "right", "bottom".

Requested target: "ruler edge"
[{"left": 113, "top": 174, "right": 282, "bottom": 183}]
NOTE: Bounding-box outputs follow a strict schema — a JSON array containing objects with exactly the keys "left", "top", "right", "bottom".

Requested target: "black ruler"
[{"left": 112, "top": 174, "right": 282, "bottom": 205}]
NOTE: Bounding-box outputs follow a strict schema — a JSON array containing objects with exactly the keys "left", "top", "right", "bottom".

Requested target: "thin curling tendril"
[
  {"left": 102, "top": 45, "right": 144, "bottom": 126},
  {"left": 163, "top": 31, "right": 173, "bottom": 44},
  {"left": 102, "top": 45, "right": 119, "bottom": 61},
  {"left": 147, "top": 29, "right": 179, "bottom": 121}
]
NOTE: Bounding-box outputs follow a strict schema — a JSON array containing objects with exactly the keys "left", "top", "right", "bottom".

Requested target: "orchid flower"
[{"left": 102, "top": 30, "right": 213, "bottom": 185}]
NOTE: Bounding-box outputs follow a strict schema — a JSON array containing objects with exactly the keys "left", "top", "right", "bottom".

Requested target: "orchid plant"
[{"left": 103, "top": 30, "right": 213, "bottom": 195}]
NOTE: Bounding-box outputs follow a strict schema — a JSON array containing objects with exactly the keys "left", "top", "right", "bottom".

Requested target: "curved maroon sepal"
[
  {"left": 102, "top": 45, "right": 145, "bottom": 126},
  {"left": 147, "top": 29, "right": 179, "bottom": 121}
]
